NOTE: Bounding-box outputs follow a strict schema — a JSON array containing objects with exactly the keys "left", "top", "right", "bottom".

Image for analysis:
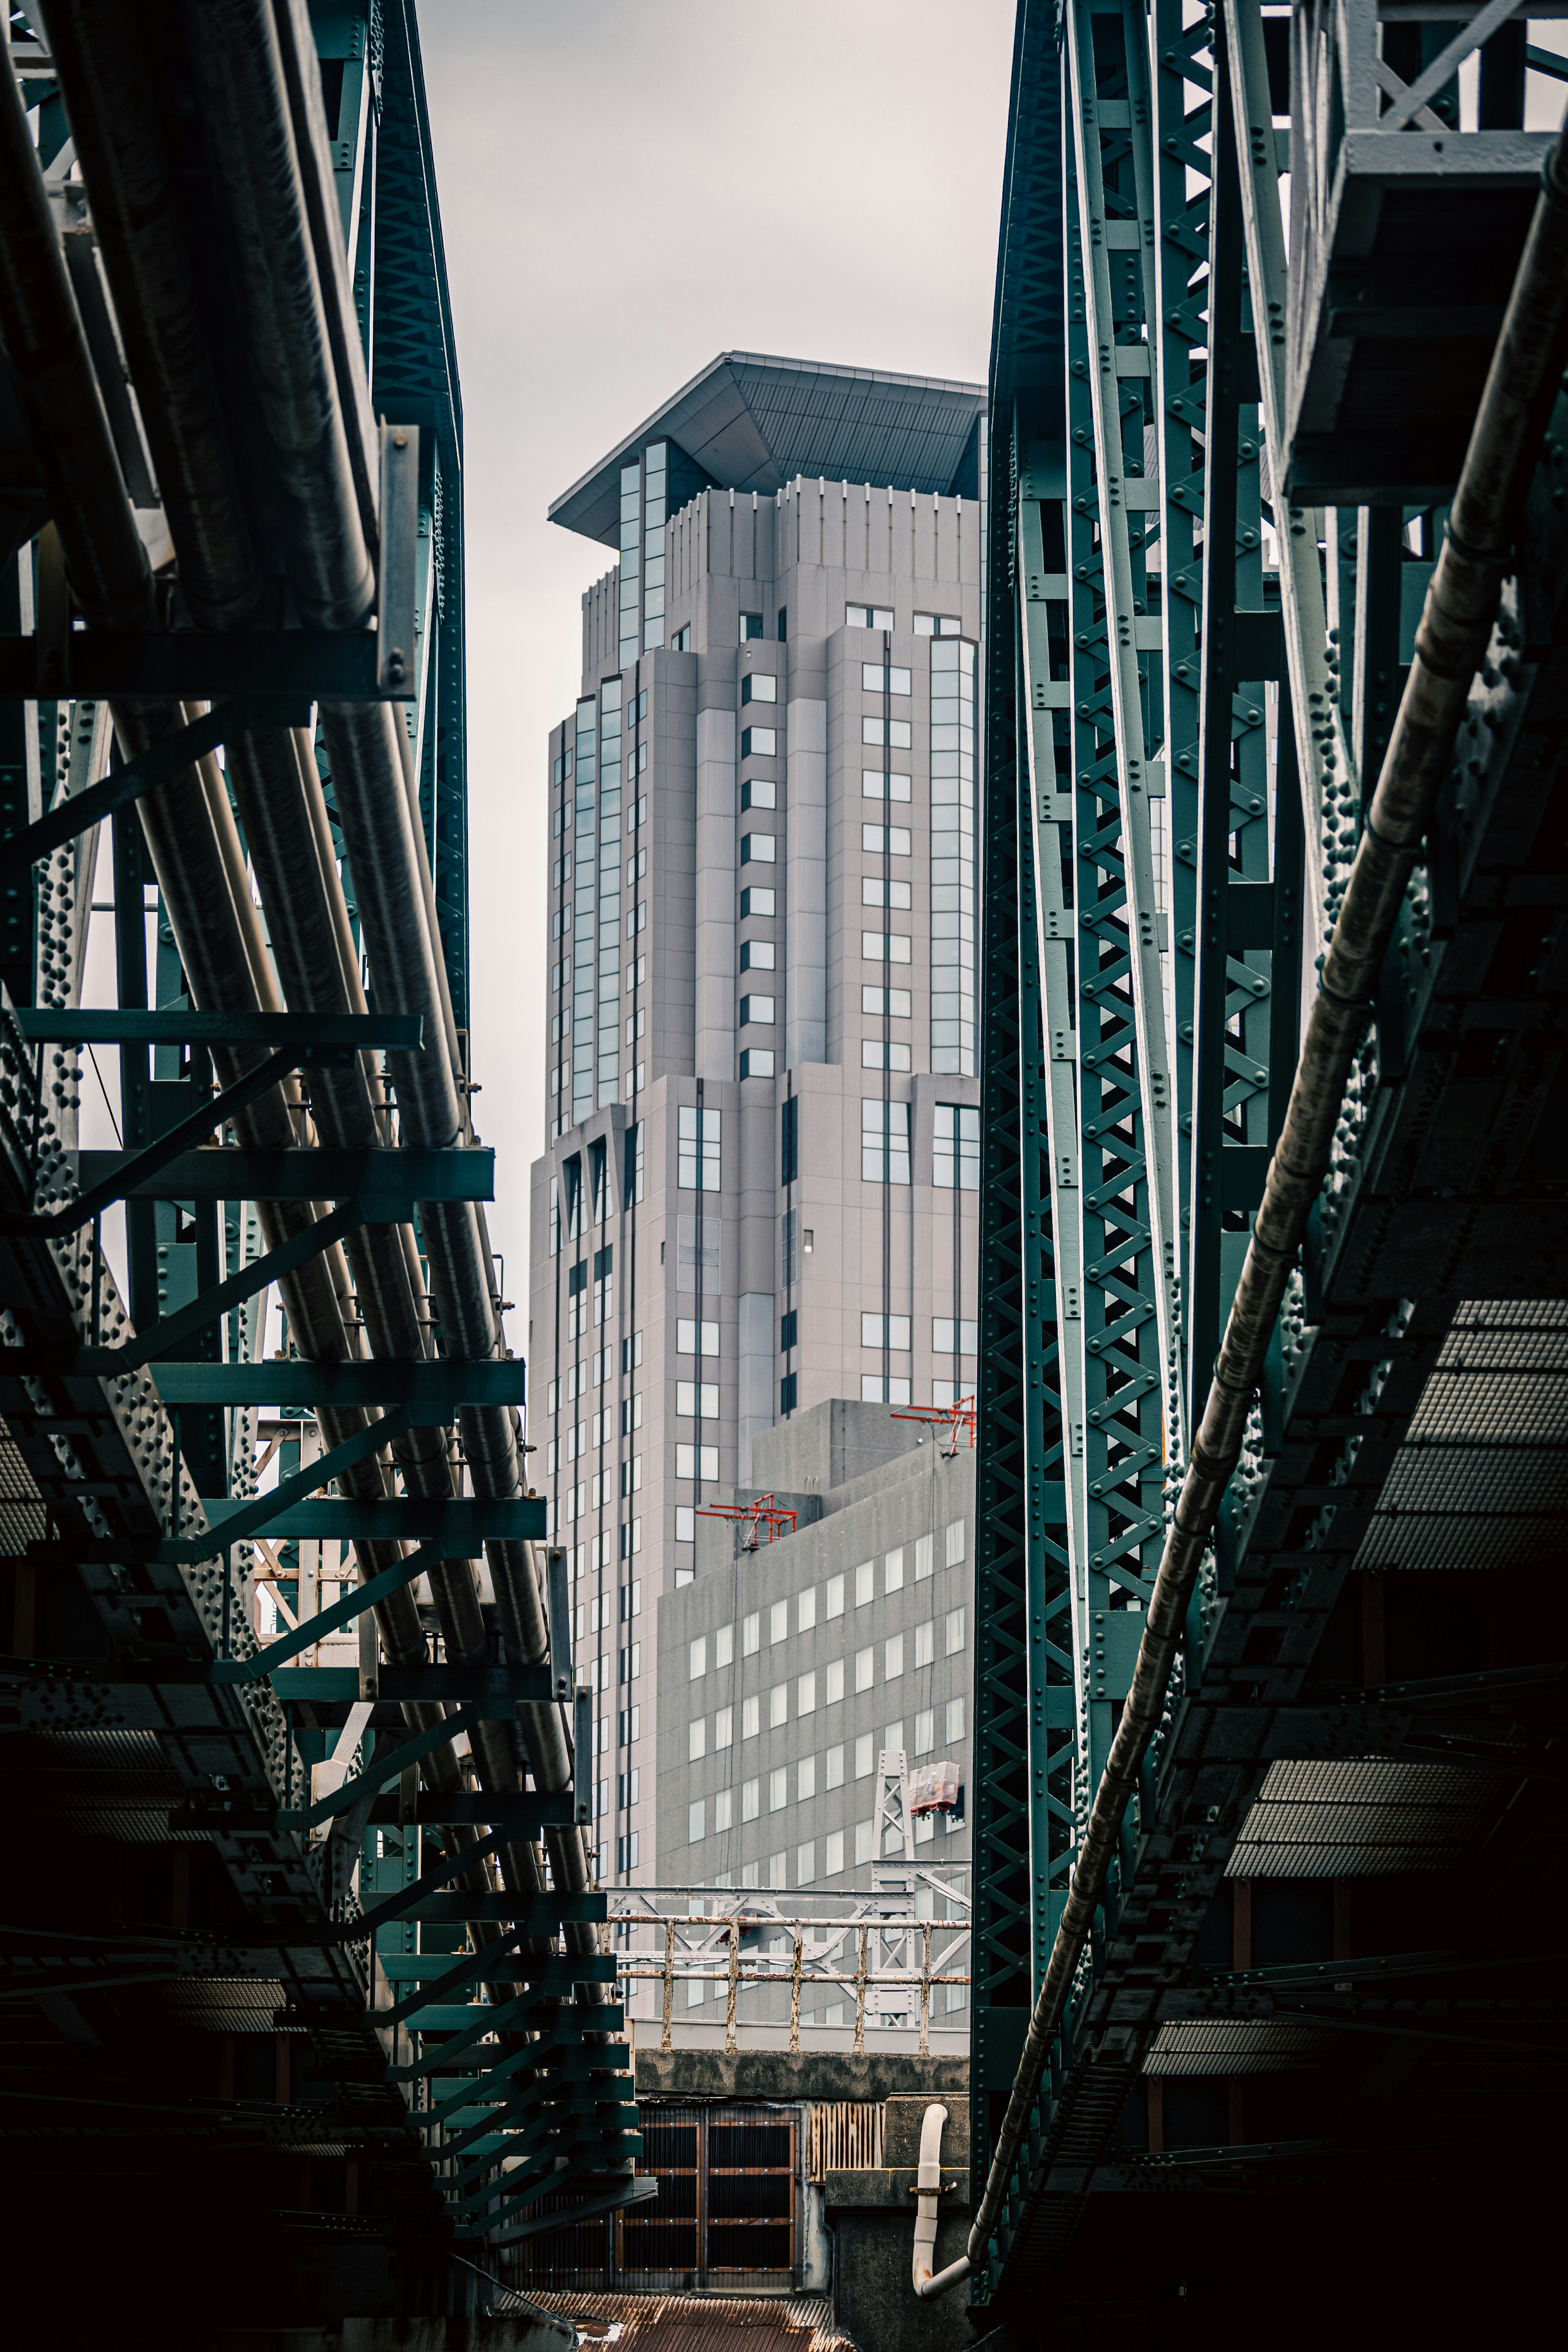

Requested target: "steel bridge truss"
[
  {"left": 973, "top": 0, "right": 1568, "bottom": 2318},
  {"left": 0, "top": 0, "right": 630, "bottom": 2294}
]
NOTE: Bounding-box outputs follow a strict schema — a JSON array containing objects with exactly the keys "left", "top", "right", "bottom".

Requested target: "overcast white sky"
[{"left": 416, "top": 0, "right": 1015, "bottom": 1298}]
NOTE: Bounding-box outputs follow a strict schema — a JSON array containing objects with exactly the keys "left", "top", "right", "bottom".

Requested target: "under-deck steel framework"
[
  {"left": 972, "top": 0, "right": 1568, "bottom": 2327},
  {"left": 0, "top": 2, "right": 634, "bottom": 2318}
]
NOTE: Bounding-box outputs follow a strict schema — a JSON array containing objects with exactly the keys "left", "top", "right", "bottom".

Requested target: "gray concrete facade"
[
  {"left": 654, "top": 1405, "right": 973, "bottom": 2043},
  {"left": 529, "top": 359, "right": 986, "bottom": 1911}
]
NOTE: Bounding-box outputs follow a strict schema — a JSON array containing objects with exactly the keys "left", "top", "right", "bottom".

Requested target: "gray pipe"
[
  {"left": 37, "top": 0, "right": 259, "bottom": 628},
  {"left": 49, "top": 0, "right": 598, "bottom": 2040},
  {"left": 929, "top": 123, "right": 1568, "bottom": 2309},
  {"left": 180, "top": 0, "right": 374, "bottom": 629},
  {"left": 0, "top": 38, "right": 150, "bottom": 629}
]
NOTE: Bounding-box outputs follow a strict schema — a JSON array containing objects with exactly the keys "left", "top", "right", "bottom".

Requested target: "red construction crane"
[
  {"left": 891, "top": 1395, "right": 976, "bottom": 1459},
  {"left": 695, "top": 1492, "right": 799, "bottom": 1550}
]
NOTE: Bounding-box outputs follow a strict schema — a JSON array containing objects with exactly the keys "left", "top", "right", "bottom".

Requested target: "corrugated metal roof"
[
  {"left": 1143, "top": 2022, "right": 1339, "bottom": 2076},
  {"left": 1227, "top": 1758, "right": 1496, "bottom": 1878},
  {"left": 1354, "top": 1300, "right": 1568, "bottom": 1572}
]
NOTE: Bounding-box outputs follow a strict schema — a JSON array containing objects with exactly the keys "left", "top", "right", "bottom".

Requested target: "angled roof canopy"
[{"left": 549, "top": 350, "right": 987, "bottom": 549}]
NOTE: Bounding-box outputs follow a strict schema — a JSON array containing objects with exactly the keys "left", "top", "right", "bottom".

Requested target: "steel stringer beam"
[
  {"left": 972, "top": 0, "right": 1070, "bottom": 2220},
  {"left": 1062, "top": 0, "right": 1183, "bottom": 1829}
]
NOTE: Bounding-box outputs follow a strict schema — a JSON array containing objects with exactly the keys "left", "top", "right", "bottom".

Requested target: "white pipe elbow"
[{"left": 911, "top": 2103, "right": 970, "bottom": 2300}]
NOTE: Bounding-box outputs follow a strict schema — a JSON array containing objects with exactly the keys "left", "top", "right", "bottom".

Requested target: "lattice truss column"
[{"left": 1006, "top": 0, "right": 1314, "bottom": 1930}]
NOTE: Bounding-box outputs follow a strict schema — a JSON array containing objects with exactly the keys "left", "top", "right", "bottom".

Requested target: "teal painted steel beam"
[
  {"left": 71, "top": 1144, "right": 495, "bottom": 1201},
  {"left": 12, "top": 1009, "right": 422, "bottom": 1049},
  {"left": 149, "top": 1356, "right": 525, "bottom": 1407}
]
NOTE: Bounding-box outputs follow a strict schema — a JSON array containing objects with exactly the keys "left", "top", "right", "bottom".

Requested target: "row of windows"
[
  {"left": 846, "top": 606, "right": 964, "bottom": 635},
  {"left": 685, "top": 1619, "right": 968, "bottom": 1748},
  {"left": 686, "top": 1530, "right": 966, "bottom": 1679},
  {"left": 690, "top": 1816, "right": 964, "bottom": 1908},
  {"left": 860, "top": 1315, "right": 977, "bottom": 1354},
  {"left": 688, "top": 1706, "right": 967, "bottom": 1828}
]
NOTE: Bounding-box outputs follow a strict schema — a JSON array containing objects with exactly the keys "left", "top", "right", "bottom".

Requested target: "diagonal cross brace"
[
  {"left": 210, "top": 1535, "right": 444, "bottom": 1684},
  {"left": 169, "top": 1405, "right": 410, "bottom": 1563},
  {"left": 1, "top": 1045, "right": 301, "bottom": 1235},
  {"left": 0, "top": 1199, "right": 373, "bottom": 1376},
  {"left": 282, "top": 1704, "right": 480, "bottom": 1834},
  {"left": 0, "top": 697, "right": 306, "bottom": 886}
]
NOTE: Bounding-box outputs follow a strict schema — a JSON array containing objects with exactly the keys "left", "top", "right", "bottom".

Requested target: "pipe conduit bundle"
[{"left": 11, "top": 2, "right": 614, "bottom": 2056}]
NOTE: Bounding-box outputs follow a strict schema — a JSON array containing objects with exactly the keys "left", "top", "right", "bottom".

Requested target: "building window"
[
  {"left": 915, "top": 1708, "right": 935, "bottom": 1756},
  {"left": 677, "top": 1318, "right": 719, "bottom": 1356},
  {"left": 741, "top": 939, "right": 776, "bottom": 973},
  {"left": 780, "top": 1094, "right": 798, "bottom": 1185},
  {"left": 862, "top": 1098, "right": 912, "bottom": 1184},
  {"left": 862, "top": 823, "right": 912, "bottom": 856},
  {"left": 946, "top": 1517, "right": 966, "bottom": 1566},
  {"left": 862, "top": 876, "right": 913, "bottom": 910},
  {"left": 855, "top": 1820, "right": 875, "bottom": 1865},
  {"left": 861, "top": 930, "right": 912, "bottom": 965},
  {"left": 715, "top": 1787, "right": 733, "bottom": 1829},
  {"left": 931, "top": 637, "right": 978, "bottom": 1074},
  {"left": 676, "top": 1443, "right": 719, "bottom": 1480},
  {"left": 862, "top": 1040, "right": 912, "bottom": 1071},
  {"left": 740, "top": 725, "right": 777, "bottom": 760},
  {"left": 739, "top": 994, "right": 776, "bottom": 1026},
  {"left": 739, "top": 1048, "right": 775, "bottom": 1078},
  {"left": 780, "top": 1308, "right": 798, "bottom": 1351},
  {"left": 915, "top": 612, "right": 964, "bottom": 635},
  {"left": 862, "top": 662, "right": 912, "bottom": 695},
  {"left": 742, "top": 1695, "right": 760, "bottom": 1738},
  {"left": 862, "top": 715, "right": 912, "bottom": 750},
  {"left": 676, "top": 1506, "right": 695, "bottom": 1541},
  {"left": 688, "top": 1799, "right": 704, "bottom": 1843},
  {"left": 862, "top": 985, "right": 912, "bottom": 1018},
  {"left": 944, "top": 1607, "right": 967, "bottom": 1655},
  {"left": 861, "top": 768, "right": 912, "bottom": 802},
  {"left": 797, "top": 1840, "right": 815, "bottom": 1884},
  {"left": 846, "top": 604, "right": 894, "bottom": 629},
  {"left": 741, "top": 832, "right": 777, "bottom": 864},
  {"left": 768, "top": 1767, "right": 787, "bottom": 1811},
  {"left": 861, "top": 1312, "right": 912, "bottom": 1350},
  {"left": 824, "top": 1829, "right": 844, "bottom": 1875},
  {"left": 741, "top": 672, "right": 777, "bottom": 705},
  {"left": 740, "top": 612, "right": 764, "bottom": 639},
  {"left": 946, "top": 1697, "right": 966, "bottom": 1741},
  {"left": 742, "top": 1777, "right": 761, "bottom": 1820},
  {"left": 617, "top": 1831, "right": 640, "bottom": 1871},
  {"left": 677, "top": 1104, "right": 721, "bottom": 1190},
  {"left": 861, "top": 1375, "right": 912, "bottom": 1404},
  {"left": 855, "top": 1647, "right": 874, "bottom": 1692},
  {"left": 934, "top": 1104, "right": 980, "bottom": 1190},
  {"left": 740, "top": 885, "right": 776, "bottom": 917},
  {"left": 934, "top": 1316, "right": 978, "bottom": 1353},
  {"left": 670, "top": 624, "right": 691, "bottom": 651},
  {"left": 677, "top": 1381, "right": 719, "bottom": 1418},
  {"left": 780, "top": 1372, "right": 798, "bottom": 1413},
  {"left": 689, "top": 1719, "right": 706, "bottom": 1762}
]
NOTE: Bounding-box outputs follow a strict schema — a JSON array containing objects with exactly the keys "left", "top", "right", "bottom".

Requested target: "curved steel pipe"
[
  {"left": 38, "top": 0, "right": 259, "bottom": 628},
  {"left": 0, "top": 41, "right": 150, "bottom": 629},
  {"left": 180, "top": 0, "right": 374, "bottom": 630},
  {"left": 936, "top": 125, "right": 1568, "bottom": 2303}
]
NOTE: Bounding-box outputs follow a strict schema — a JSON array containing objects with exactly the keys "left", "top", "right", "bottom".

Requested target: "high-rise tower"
[{"left": 529, "top": 354, "right": 987, "bottom": 1885}]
